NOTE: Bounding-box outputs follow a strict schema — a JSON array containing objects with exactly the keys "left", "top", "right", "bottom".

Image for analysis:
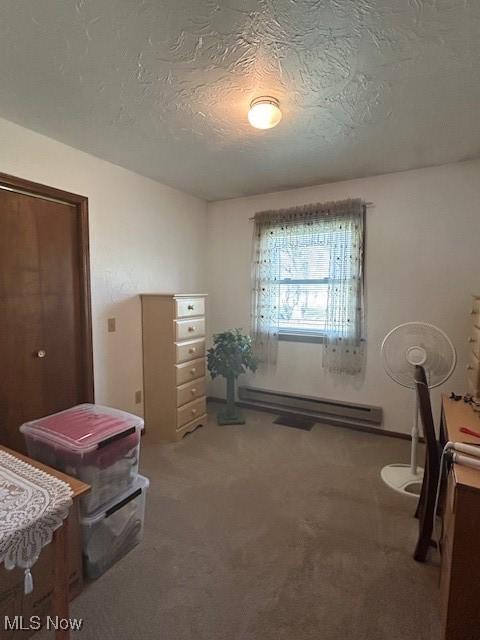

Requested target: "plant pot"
[
  {"left": 217, "top": 408, "right": 245, "bottom": 425},
  {"left": 217, "top": 374, "right": 245, "bottom": 425}
]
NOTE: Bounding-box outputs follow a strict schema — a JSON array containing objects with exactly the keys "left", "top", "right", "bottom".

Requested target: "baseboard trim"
[{"left": 207, "top": 396, "right": 422, "bottom": 443}]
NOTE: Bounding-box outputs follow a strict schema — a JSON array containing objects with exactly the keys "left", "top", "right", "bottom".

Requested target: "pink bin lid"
[{"left": 20, "top": 404, "right": 144, "bottom": 454}]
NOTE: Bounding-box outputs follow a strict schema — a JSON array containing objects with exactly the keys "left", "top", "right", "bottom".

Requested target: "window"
[
  {"left": 278, "top": 227, "right": 354, "bottom": 340},
  {"left": 251, "top": 199, "right": 365, "bottom": 371}
]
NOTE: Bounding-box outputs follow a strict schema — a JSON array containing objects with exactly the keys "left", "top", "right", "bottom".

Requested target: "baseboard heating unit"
[{"left": 237, "top": 385, "right": 383, "bottom": 432}]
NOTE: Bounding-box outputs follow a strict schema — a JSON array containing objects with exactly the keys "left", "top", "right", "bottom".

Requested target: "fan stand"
[
  {"left": 381, "top": 383, "right": 423, "bottom": 497},
  {"left": 380, "top": 324, "right": 456, "bottom": 498}
]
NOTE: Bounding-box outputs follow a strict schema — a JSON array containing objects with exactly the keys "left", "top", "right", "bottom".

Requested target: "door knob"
[{"left": 36, "top": 350, "right": 46, "bottom": 358}]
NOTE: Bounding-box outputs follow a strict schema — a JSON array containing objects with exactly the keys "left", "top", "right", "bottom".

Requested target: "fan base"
[{"left": 380, "top": 464, "right": 424, "bottom": 497}]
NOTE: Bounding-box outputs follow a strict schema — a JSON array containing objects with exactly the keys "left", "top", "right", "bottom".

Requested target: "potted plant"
[{"left": 207, "top": 329, "right": 257, "bottom": 425}]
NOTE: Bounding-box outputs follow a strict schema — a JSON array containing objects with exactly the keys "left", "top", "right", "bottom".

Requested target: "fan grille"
[{"left": 381, "top": 322, "right": 456, "bottom": 389}]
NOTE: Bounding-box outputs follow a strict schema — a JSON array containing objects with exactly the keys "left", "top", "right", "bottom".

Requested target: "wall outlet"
[
  {"left": 107, "top": 317, "right": 116, "bottom": 332},
  {"left": 135, "top": 390, "right": 142, "bottom": 404}
]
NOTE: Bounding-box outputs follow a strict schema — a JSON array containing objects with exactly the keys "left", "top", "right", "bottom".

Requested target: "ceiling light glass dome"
[{"left": 248, "top": 97, "right": 282, "bottom": 130}]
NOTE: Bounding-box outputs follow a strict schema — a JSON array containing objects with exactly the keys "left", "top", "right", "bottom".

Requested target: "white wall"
[
  {"left": 2, "top": 113, "right": 478, "bottom": 435},
  {"left": 0, "top": 117, "right": 207, "bottom": 416},
  {"left": 207, "top": 160, "right": 480, "bottom": 434}
]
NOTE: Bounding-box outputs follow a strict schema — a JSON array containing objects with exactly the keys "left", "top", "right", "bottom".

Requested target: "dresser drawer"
[
  {"left": 176, "top": 357, "right": 205, "bottom": 386},
  {"left": 177, "top": 397, "right": 206, "bottom": 429},
  {"left": 175, "top": 338, "right": 206, "bottom": 364},
  {"left": 471, "top": 296, "right": 480, "bottom": 321},
  {"left": 175, "top": 317, "right": 205, "bottom": 341},
  {"left": 467, "top": 351, "right": 480, "bottom": 396},
  {"left": 176, "top": 297, "right": 205, "bottom": 319},
  {"left": 469, "top": 324, "right": 480, "bottom": 358},
  {"left": 177, "top": 378, "right": 206, "bottom": 407}
]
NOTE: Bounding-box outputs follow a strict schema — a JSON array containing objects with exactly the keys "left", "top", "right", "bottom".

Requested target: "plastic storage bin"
[
  {"left": 20, "top": 404, "right": 144, "bottom": 515},
  {"left": 81, "top": 474, "right": 149, "bottom": 579}
]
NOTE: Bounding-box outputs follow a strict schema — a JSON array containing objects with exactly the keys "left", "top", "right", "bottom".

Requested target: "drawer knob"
[
  {"left": 467, "top": 365, "right": 475, "bottom": 370},
  {"left": 188, "top": 304, "right": 195, "bottom": 310},
  {"left": 191, "top": 409, "right": 197, "bottom": 415},
  {"left": 469, "top": 337, "right": 477, "bottom": 343},
  {"left": 189, "top": 347, "right": 196, "bottom": 354},
  {"left": 191, "top": 388, "right": 196, "bottom": 394},
  {"left": 36, "top": 349, "right": 47, "bottom": 359},
  {"left": 188, "top": 326, "right": 195, "bottom": 332},
  {"left": 190, "top": 368, "right": 196, "bottom": 374}
]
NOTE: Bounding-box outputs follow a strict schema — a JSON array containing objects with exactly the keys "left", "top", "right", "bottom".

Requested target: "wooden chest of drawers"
[
  {"left": 467, "top": 295, "right": 480, "bottom": 399},
  {"left": 439, "top": 397, "right": 480, "bottom": 640},
  {"left": 141, "top": 293, "right": 207, "bottom": 442}
]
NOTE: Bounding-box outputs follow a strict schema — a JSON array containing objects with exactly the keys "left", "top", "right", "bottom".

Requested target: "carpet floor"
[{"left": 39, "top": 404, "right": 441, "bottom": 640}]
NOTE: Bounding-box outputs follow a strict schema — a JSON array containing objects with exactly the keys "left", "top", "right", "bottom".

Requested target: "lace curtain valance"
[
  {"left": 0, "top": 450, "right": 73, "bottom": 593},
  {"left": 251, "top": 198, "right": 365, "bottom": 374}
]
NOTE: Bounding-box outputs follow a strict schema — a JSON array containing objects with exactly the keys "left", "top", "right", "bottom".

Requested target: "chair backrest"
[
  {"left": 414, "top": 365, "right": 440, "bottom": 474},
  {"left": 413, "top": 364, "right": 441, "bottom": 561}
]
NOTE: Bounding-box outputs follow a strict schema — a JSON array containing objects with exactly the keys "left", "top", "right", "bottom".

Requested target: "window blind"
[{"left": 277, "top": 229, "right": 353, "bottom": 334}]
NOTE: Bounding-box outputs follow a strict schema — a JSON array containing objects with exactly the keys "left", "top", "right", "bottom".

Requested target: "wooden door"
[{"left": 0, "top": 177, "right": 93, "bottom": 453}]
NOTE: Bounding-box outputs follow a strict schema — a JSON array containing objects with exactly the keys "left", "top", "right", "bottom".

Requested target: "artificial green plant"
[{"left": 207, "top": 329, "right": 257, "bottom": 424}]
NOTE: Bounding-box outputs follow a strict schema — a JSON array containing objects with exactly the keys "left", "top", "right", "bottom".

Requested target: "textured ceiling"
[{"left": 0, "top": 0, "right": 479, "bottom": 200}]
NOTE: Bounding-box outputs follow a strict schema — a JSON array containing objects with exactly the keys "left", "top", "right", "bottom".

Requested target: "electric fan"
[{"left": 380, "top": 322, "right": 456, "bottom": 496}]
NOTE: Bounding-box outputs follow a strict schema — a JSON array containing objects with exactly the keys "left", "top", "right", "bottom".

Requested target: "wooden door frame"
[{"left": 0, "top": 171, "right": 94, "bottom": 403}]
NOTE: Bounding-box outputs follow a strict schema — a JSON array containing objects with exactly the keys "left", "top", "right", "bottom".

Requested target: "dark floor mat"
[{"left": 273, "top": 414, "right": 315, "bottom": 431}]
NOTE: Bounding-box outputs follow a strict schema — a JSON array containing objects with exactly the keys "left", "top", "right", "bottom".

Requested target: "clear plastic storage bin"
[
  {"left": 81, "top": 474, "right": 149, "bottom": 580},
  {"left": 20, "top": 404, "right": 144, "bottom": 515}
]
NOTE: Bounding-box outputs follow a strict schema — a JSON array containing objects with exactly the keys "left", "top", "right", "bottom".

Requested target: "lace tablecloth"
[{"left": 0, "top": 450, "right": 73, "bottom": 593}]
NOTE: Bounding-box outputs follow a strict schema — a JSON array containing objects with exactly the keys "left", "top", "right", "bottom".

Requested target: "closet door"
[{"left": 0, "top": 181, "right": 93, "bottom": 453}]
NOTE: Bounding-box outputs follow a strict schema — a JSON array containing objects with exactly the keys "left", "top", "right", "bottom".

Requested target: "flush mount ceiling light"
[{"left": 248, "top": 96, "right": 282, "bottom": 130}]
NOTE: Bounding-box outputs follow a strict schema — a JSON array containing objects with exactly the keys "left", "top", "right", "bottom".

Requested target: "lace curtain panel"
[
  {"left": 0, "top": 450, "right": 73, "bottom": 593},
  {"left": 251, "top": 198, "right": 365, "bottom": 374}
]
